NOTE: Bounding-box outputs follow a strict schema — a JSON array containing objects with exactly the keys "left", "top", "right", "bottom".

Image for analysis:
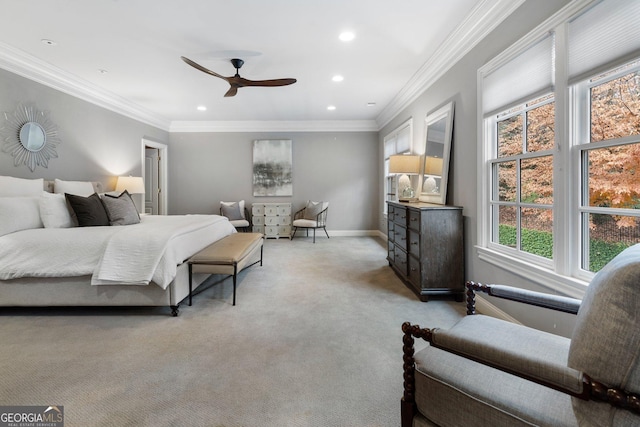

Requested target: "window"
[
  {"left": 577, "top": 64, "right": 640, "bottom": 272},
  {"left": 490, "top": 95, "right": 555, "bottom": 262},
  {"left": 478, "top": 0, "right": 640, "bottom": 291},
  {"left": 384, "top": 119, "right": 412, "bottom": 211}
]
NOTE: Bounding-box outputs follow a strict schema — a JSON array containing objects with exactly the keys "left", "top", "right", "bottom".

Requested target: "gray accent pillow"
[
  {"left": 65, "top": 192, "right": 110, "bottom": 227},
  {"left": 101, "top": 190, "right": 141, "bottom": 226},
  {"left": 303, "top": 201, "right": 323, "bottom": 220},
  {"left": 568, "top": 244, "right": 640, "bottom": 425},
  {"left": 221, "top": 202, "right": 243, "bottom": 221}
]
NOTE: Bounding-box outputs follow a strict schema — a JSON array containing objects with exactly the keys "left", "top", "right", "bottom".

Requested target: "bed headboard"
[{"left": 43, "top": 180, "right": 104, "bottom": 194}]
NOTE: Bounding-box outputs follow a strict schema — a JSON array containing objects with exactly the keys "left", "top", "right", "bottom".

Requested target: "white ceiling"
[{"left": 0, "top": 0, "right": 521, "bottom": 131}]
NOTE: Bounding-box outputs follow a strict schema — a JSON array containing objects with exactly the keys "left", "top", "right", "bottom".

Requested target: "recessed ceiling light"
[
  {"left": 98, "top": 69, "right": 108, "bottom": 74},
  {"left": 332, "top": 75, "right": 344, "bottom": 82},
  {"left": 197, "top": 105, "right": 207, "bottom": 111},
  {"left": 327, "top": 105, "right": 336, "bottom": 111},
  {"left": 339, "top": 31, "right": 355, "bottom": 42},
  {"left": 41, "top": 39, "right": 57, "bottom": 46},
  {"left": 367, "top": 102, "right": 376, "bottom": 107}
]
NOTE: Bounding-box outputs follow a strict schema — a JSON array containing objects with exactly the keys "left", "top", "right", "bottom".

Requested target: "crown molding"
[
  {"left": 375, "top": 0, "right": 526, "bottom": 129},
  {"left": 169, "top": 120, "right": 379, "bottom": 133},
  {"left": 0, "top": 42, "right": 171, "bottom": 131}
]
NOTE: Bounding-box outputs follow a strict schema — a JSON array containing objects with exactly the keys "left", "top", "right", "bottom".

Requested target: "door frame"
[{"left": 141, "top": 137, "right": 168, "bottom": 215}]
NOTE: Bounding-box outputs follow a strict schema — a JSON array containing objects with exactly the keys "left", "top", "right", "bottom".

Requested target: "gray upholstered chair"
[
  {"left": 291, "top": 201, "right": 329, "bottom": 243},
  {"left": 220, "top": 200, "right": 250, "bottom": 232},
  {"left": 401, "top": 244, "right": 640, "bottom": 427}
]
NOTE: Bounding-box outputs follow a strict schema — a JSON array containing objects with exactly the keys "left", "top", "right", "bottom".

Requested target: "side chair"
[
  {"left": 220, "top": 200, "right": 251, "bottom": 232},
  {"left": 401, "top": 243, "right": 640, "bottom": 427},
  {"left": 291, "top": 200, "right": 329, "bottom": 243}
]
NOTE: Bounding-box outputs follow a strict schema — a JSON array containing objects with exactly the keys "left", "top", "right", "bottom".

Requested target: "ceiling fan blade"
[
  {"left": 181, "top": 56, "right": 229, "bottom": 81},
  {"left": 224, "top": 86, "right": 238, "bottom": 97},
  {"left": 237, "top": 77, "right": 297, "bottom": 88}
]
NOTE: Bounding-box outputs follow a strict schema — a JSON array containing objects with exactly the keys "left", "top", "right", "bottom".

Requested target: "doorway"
[{"left": 142, "top": 138, "right": 168, "bottom": 215}]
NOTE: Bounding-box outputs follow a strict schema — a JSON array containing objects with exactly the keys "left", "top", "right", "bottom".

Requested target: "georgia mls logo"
[{"left": 0, "top": 405, "right": 64, "bottom": 427}]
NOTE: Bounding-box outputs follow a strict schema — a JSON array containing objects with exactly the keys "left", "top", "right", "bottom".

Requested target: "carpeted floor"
[{"left": 0, "top": 236, "right": 465, "bottom": 427}]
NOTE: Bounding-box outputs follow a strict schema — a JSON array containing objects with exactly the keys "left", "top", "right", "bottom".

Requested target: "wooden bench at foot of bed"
[{"left": 188, "top": 232, "right": 264, "bottom": 306}]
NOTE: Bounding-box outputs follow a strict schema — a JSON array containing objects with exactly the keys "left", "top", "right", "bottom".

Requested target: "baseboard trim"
[
  {"left": 475, "top": 295, "right": 523, "bottom": 325},
  {"left": 323, "top": 230, "right": 384, "bottom": 237}
]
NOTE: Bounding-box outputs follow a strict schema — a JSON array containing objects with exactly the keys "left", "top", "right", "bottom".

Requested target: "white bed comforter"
[{"left": 0, "top": 215, "right": 235, "bottom": 289}]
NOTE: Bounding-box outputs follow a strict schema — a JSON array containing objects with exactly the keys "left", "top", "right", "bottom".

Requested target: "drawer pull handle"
[
  {"left": 411, "top": 241, "right": 418, "bottom": 245},
  {"left": 411, "top": 218, "right": 417, "bottom": 221}
]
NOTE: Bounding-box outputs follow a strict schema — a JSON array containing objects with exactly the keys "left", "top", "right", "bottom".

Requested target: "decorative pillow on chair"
[
  {"left": 0, "top": 176, "right": 44, "bottom": 196},
  {"left": 220, "top": 200, "right": 245, "bottom": 220},
  {"left": 39, "top": 192, "right": 74, "bottom": 228},
  {"left": 101, "top": 190, "right": 140, "bottom": 226},
  {"left": 303, "top": 200, "right": 324, "bottom": 220},
  {"left": 65, "top": 193, "right": 110, "bottom": 227}
]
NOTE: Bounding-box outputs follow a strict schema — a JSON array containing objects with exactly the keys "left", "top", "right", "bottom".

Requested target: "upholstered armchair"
[
  {"left": 220, "top": 200, "right": 250, "bottom": 232},
  {"left": 291, "top": 201, "right": 329, "bottom": 243},
  {"left": 402, "top": 244, "right": 640, "bottom": 427}
]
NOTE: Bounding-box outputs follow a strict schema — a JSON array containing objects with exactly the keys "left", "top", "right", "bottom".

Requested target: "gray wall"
[
  {"left": 0, "top": 68, "right": 169, "bottom": 189},
  {"left": 379, "top": 0, "right": 574, "bottom": 336},
  {"left": 169, "top": 131, "right": 379, "bottom": 231},
  {"left": 0, "top": 67, "right": 380, "bottom": 233}
]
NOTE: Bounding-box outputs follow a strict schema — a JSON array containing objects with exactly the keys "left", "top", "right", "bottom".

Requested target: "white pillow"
[
  {"left": 54, "top": 179, "right": 94, "bottom": 197},
  {"left": 39, "top": 192, "right": 74, "bottom": 228},
  {"left": 0, "top": 197, "right": 44, "bottom": 237},
  {"left": 0, "top": 176, "right": 44, "bottom": 196}
]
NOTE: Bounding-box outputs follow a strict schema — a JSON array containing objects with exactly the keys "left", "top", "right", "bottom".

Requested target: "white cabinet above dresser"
[{"left": 252, "top": 203, "right": 291, "bottom": 239}]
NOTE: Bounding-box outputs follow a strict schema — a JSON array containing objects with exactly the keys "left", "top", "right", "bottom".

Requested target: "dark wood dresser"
[{"left": 387, "top": 201, "right": 464, "bottom": 301}]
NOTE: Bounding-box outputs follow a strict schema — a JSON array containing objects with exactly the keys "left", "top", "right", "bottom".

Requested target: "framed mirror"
[
  {"left": 419, "top": 101, "right": 454, "bottom": 204},
  {"left": 0, "top": 104, "right": 60, "bottom": 172}
]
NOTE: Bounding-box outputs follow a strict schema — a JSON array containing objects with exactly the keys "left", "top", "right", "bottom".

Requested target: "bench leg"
[
  {"left": 233, "top": 263, "right": 237, "bottom": 306},
  {"left": 188, "top": 262, "right": 193, "bottom": 306}
]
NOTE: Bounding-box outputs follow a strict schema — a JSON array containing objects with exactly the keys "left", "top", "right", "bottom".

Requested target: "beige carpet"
[{"left": 0, "top": 236, "right": 465, "bottom": 427}]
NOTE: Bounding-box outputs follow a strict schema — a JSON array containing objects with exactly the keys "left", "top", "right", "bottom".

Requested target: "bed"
[{"left": 0, "top": 176, "right": 236, "bottom": 316}]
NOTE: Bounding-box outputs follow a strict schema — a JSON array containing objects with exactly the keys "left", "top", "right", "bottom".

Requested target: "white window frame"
[
  {"left": 477, "top": 0, "right": 602, "bottom": 299},
  {"left": 486, "top": 96, "right": 556, "bottom": 269},
  {"left": 384, "top": 118, "right": 413, "bottom": 214},
  {"left": 573, "top": 62, "right": 640, "bottom": 279}
]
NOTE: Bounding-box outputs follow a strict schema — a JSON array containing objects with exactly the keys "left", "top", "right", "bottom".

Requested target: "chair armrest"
[
  {"left": 315, "top": 207, "right": 328, "bottom": 226},
  {"left": 294, "top": 207, "right": 305, "bottom": 220},
  {"left": 401, "top": 321, "right": 640, "bottom": 416},
  {"left": 466, "top": 281, "right": 582, "bottom": 315},
  {"left": 432, "top": 315, "right": 585, "bottom": 395}
]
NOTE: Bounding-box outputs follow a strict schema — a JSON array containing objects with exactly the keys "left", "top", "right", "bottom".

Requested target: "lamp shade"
[
  {"left": 389, "top": 155, "right": 420, "bottom": 174},
  {"left": 116, "top": 176, "right": 145, "bottom": 194},
  {"left": 424, "top": 157, "right": 443, "bottom": 176}
]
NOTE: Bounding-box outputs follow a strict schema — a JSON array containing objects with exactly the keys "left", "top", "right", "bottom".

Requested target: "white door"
[{"left": 145, "top": 148, "right": 160, "bottom": 214}]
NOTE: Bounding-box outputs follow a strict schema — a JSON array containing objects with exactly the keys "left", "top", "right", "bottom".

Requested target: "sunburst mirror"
[{"left": 0, "top": 104, "right": 61, "bottom": 172}]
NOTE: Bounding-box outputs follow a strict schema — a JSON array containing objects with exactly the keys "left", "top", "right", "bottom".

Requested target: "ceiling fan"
[{"left": 181, "top": 56, "right": 297, "bottom": 97}]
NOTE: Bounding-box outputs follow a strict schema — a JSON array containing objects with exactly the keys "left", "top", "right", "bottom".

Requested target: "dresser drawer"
[
  {"left": 408, "top": 209, "right": 421, "bottom": 231},
  {"left": 252, "top": 216, "right": 265, "bottom": 226},
  {"left": 265, "top": 216, "right": 280, "bottom": 226},
  {"left": 408, "top": 229, "right": 420, "bottom": 258},
  {"left": 394, "top": 249, "right": 408, "bottom": 275},
  {"left": 252, "top": 225, "right": 265, "bottom": 234},
  {"left": 276, "top": 205, "right": 290, "bottom": 216},
  {"left": 252, "top": 205, "right": 265, "bottom": 216},
  {"left": 393, "top": 225, "right": 407, "bottom": 251},
  {"left": 388, "top": 221, "right": 395, "bottom": 241},
  {"left": 264, "top": 205, "right": 278, "bottom": 216},
  {"left": 408, "top": 256, "right": 421, "bottom": 288},
  {"left": 279, "top": 225, "right": 291, "bottom": 235},
  {"left": 393, "top": 208, "right": 408, "bottom": 226}
]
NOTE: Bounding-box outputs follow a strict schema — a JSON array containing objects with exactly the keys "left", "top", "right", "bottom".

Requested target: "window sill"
[{"left": 475, "top": 246, "right": 588, "bottom": 299}]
